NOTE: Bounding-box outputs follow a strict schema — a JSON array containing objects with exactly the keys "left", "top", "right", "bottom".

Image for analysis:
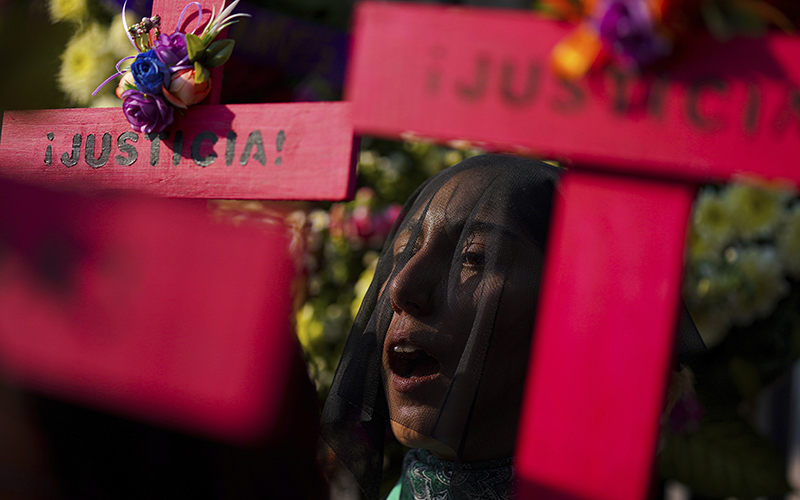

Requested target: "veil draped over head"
[{"left": 320, "top": 154, "right": 704, "bottom": 499}]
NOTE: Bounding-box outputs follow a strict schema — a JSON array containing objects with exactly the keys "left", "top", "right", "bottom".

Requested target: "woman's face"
[{"left": 380, "top": 172, "right": 544, "bottom": 461}]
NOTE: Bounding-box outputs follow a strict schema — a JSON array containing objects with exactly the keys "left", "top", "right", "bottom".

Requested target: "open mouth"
[{"left": 388, "top": 344, "right": 441, "bottom": 379}]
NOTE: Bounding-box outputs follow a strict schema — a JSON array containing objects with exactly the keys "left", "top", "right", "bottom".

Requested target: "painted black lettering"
[
  {"left": 85, "top": 133, "right": 112, "bottom": 169},
  {"left": 172, "top": 130, "right": 184, "bottom": 166},
  {"left": 456, "top": 56, "right": 490, "bottom": 102},
  {"left": 775, "top": 87, "right": 800, "bottom": 136},
  {"left": 116, "top": 131, "right": 138, "bottom": 166},
  {"left": 45, "top": 132, "right": 54, "bottom": 166},
  {"left": 686, "top": 78, "right": 728, "bottom": 132},
  {"left": 607, "top": 67, "right": 632, "bottom": 115},
  {"left": 61, "top": 133, "right": 81, "bottom": 168},
  {"left": 192, "top": 131, "right": 218, "bottom": 167},
  {"left": 240, "top": 130, "right": 266, "bottom": 166},
  {"left": 551, "top": 78, "right": 585, "bottom": 113},
  {"left": 499, "top": 61, "right": 540, "bottom": 107},
  {"left": 146, "top": 132, "right": 169, "bottom": 166},
  {"left": 275, "top": 130, "right": 285, "bottom": 166},
  {"left": 743, "top": 83, "right": 760, "bottom": 136},
  {"left": 791, "top": 88, "right": 800, "bottom": 132},
  {"left": 226, "top": 131, "right": 237, "bottom": 166},
  {"left": 646, "top": 76, "right": 668, "bottom": 120},
  {"left": 426, "top": 46, "right": 446, "bottom": 95}
]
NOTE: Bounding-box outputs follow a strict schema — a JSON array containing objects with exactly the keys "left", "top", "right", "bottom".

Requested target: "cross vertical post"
[{"left": 345, "top": 2, "right": 800, "bottom": 498}]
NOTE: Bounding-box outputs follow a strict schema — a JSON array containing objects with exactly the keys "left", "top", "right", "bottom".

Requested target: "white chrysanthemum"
[
  {"left": 59, "top": 24, "right": 116, "bottom": 105},
  {"left": 730, "top": 246, "right": 789, "bottom": 326},
  {"left": 724, "top": 183, "right": 791, "bottom": 240},
  {"left": 691, "top": 188, "right": 734, "bottom": 253},
  {"left": 296, "top": 303, "right": 323, "bottom": 352},
  {"left": 49, "top": 0, "right": 88, "bottom": 23},
  {"left": 108, "top": 14, "right": 139, "bottom": 60},
  {"left": 776, "top": 205, "right": 800, "bottom": 277}
]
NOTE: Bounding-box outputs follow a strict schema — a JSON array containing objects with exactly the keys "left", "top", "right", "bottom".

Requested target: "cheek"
[{"left": 486, "top": 275, "right": 541, "bottom": 382}]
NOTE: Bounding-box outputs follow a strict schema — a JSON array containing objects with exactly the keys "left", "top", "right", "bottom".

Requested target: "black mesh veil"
[{"left": 320, "top": 154, "right": 704, "bottom": 499}]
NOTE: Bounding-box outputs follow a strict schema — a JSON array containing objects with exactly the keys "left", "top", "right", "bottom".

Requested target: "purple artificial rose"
[
  {"left": 121, "top": 89, "right": 174, "bottom": 133},
  {"left": 130, "top": 49, "right": 170, "bottom": 95},
  {"left": 597, "top": 0, "right": 670, "bottom": 67},
  {"left": 153, "top": 32, "right": 189, "bottom": 68}
]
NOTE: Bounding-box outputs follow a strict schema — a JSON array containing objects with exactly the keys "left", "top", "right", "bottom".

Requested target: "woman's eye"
[{"left": 462, "top": 251, "right": 485, "bottom": 268}]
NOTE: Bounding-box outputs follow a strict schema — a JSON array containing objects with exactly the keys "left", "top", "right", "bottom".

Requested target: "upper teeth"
[{"left": 394, "top": 345, "right": 418, "bottom": 354}]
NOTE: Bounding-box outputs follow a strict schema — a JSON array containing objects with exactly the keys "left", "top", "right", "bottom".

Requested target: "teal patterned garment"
[{"left": 387, "top": 449, "right": 515, "bottom": 500}]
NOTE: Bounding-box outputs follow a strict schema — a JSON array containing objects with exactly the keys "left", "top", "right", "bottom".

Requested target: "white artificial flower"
[{"left": 730, "top": 246, "right": 789, "bottom": 326}]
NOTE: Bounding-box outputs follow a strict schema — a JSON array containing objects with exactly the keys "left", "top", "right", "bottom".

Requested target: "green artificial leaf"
[
  {"left": 186, "top": 33, "right": 205, "bottom": 63},
  {"left": 701, "top": 0, "right": 765, "bottom": 41},
  {"left": 194, "top": 62, "right": 210, "bottom": 85},
  {"left": 204, "top": 39, "right": 234, "bottom": 68},
  {"left": 660, "top": 419, "right": 790, "bottom": 498}
]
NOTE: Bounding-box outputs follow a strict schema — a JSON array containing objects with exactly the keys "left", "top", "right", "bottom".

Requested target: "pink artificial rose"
[
  {"left": 116, "top": 72, "right": 137, "bottom": 99},
  {"left": 162, "top": 68, "right": 211, "bottom": 109}
]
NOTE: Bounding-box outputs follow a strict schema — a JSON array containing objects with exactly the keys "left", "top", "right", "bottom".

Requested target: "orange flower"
[
  {"left": 162, "top": 68, "right": 211, "bottom": 109},
  {"left": 115, "top": 72, "right": 137, "bottom": 99}
]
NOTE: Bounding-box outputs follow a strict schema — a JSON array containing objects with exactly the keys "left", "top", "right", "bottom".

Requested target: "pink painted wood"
[
  {"left": 0, "top": 179, "right": 297, "bottom": 442},
  {"left": 0, "top": 102, "right": 355, "bottom": 200},
  {"left": 515, "top": 172, "right": 695, "bottom": 500},
  {"left": 347, "top": 1, "right": 800, "bottom": 184}
]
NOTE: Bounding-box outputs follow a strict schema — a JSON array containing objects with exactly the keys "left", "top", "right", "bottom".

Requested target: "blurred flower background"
[{"left": 3, "top": 0, "right": 800, "bottom": 497}]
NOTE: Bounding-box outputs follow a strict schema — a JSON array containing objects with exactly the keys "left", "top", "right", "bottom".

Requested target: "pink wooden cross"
[
  {"left": 346, "top": 2, "right": 800, "bottom": 499},
  {"left": 0, "top": 0, "right": 354, "bottom": 442},
  {"left": 0, "top": 0, "right": 355, "bottom": 200}
]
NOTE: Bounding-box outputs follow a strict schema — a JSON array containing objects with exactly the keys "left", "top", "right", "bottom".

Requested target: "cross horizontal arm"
[
  {"left": 0, "top": 102, "right": 355, "bottom": 200},
  {"left": 347, "top": 1, "right": 800, "bottom": 185}
]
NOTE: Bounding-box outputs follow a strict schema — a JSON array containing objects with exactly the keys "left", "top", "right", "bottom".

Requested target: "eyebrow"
[
  {"left": 394, "top": 216, "right": 527, "bottom": 253},
  {"left": 446, "top": 220, "right": 524, "bottom": 243}
]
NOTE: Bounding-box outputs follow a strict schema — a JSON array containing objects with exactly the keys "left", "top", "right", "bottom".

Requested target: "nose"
[{"left": 388, "top": 246, "right": 441, "bottom": 317}]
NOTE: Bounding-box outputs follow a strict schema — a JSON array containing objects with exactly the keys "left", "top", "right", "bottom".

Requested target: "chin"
[{"left": 390, "top": 420, "right": 457, "bottom": 460}]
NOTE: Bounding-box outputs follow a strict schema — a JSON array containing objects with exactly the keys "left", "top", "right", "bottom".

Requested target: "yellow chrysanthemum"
[
  {"left": 351, "top": 258, "right": 377, "bottom": 319},
  {"left": 49, "top": 0, "right": 88, "bottom": 23},
  {"left": 731, "top": 246, "right": 788, "bottom": 325},
  {"left": 59, "top": 24, "right": 116, "bottom": 105},
  {"left": 691, "top": 188, "right": 734, "bottom": 251},
  {"left": 686, "top": 226, "right": 721, "bottom": 263},
  {"left": 724, "top": 183, "right": 790, "bottom": 240},
  {"left": 296, "top": 303, "right": 324, "bottom": 352},
  {"left": 90, "top": 95, "right": 122, "bottom": 108},
  {"left": 443, "top": 149, "right": 463, "bottom": 167},
  {"left": 108, "top": 14, "right": 140, "bottom": 60},
  {"left": 776, "top": 205, "right": 800, "bottom": 277}
]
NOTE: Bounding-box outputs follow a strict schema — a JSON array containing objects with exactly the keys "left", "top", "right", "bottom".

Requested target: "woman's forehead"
[
  {"left": 410, "top": 170, "right": 497, "bottom": 220},
  {"left": 399, "top": 175, "right": 535, "bottom": 246}
]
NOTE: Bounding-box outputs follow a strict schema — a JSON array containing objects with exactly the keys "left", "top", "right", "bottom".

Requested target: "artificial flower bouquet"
[{"left": 96, "top": 1, "right": 248, "bottom": 133}]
